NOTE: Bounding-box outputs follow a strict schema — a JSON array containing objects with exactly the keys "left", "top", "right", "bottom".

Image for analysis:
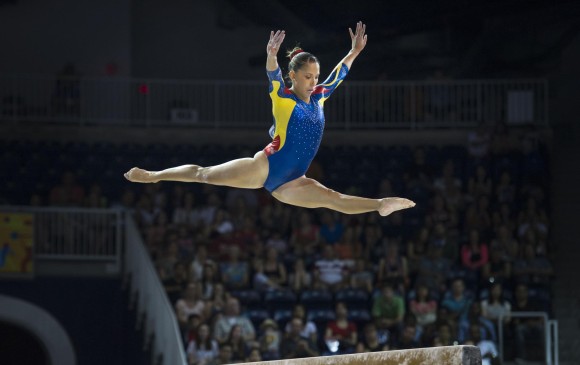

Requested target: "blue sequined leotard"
[{"left": 262, "top": 62, "right": 349, "bottom": 192}]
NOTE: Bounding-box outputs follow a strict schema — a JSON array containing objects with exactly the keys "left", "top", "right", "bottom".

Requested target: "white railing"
[
  {"left": 498, "top": 311, "right": 559, "bottom": 365},
  {"left": 0, "top": 75, "right": 548, "bottom": 128},
  {"left": 125, "top": 214, "right": 188, "bottom": 365},
  {"left": 0, "top": 206, "right": 122, "bottom": 261}
]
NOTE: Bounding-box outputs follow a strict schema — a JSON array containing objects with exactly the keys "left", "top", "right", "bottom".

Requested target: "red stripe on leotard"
[{"left": 263, "top": 135, "right": 281, "bottom": 156}]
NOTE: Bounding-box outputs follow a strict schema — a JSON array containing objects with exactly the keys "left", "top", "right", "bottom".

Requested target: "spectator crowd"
[{"left": 1, "top": 122, "right": 552, "bottom": 364}]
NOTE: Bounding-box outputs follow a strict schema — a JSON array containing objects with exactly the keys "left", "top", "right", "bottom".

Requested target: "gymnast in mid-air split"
[{"left": 125, "top": 22, "right": 415, "bottom": 216}]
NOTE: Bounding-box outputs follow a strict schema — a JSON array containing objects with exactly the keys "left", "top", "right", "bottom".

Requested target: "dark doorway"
[{"left": 0, "top": 320, "right": 49, "bottom": 365}]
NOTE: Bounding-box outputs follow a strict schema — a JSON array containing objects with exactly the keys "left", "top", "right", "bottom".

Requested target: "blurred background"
[{"left": 0, "top": 0, "right": 579, "bottom": 364}]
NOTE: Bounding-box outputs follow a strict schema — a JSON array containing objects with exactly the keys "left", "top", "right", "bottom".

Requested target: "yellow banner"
[{"left": 0, "top": 213, "right": 34, "bottom": 275}]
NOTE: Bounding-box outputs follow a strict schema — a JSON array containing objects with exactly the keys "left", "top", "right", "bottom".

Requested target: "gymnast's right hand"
[{"left": 266, "top": 30, "right": 285, "bottom": 57}]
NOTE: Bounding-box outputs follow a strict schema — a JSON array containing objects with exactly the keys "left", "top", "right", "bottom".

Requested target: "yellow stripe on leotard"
[
  {"left": 269, "top": 79, "right": 297, "bottom": 151},
  {"left": 319, "top": 63, "right": 345, "bottom": 106}
]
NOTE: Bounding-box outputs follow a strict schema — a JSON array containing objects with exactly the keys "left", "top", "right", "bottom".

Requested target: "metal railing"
[
  {"left": 125, "top": 214, "right": 188, "bottom": 365},
  {"left": 0, "top": 206, "right": 123, "bottom": 261},
  {"left": 498, "top": 311, "right": 559, "bottom": 365},
  {"left": 0, "top": 75, "right": 548, "bottom": 129}
]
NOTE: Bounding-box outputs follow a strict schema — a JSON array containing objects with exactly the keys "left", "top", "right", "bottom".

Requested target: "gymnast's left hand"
[{"left": 349, "top": 21, "right": 367, "bottom": 54}]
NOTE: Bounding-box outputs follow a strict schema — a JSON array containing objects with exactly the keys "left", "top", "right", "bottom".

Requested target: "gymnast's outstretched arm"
[
  {"left": 340, "top": 21, "right": 367, "bottom": 70},
  {"left": 266, "top": 30, "right": 286, "bottom": 71}
]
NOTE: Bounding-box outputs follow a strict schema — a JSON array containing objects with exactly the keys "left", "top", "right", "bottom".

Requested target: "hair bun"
[{"left": 289, "top": 48, "right": 304, "bottom": 59}]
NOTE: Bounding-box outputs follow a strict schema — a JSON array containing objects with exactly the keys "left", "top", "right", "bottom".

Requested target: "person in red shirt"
[{"left": 324, "top": 302, "right": 357, "bottom": 354}]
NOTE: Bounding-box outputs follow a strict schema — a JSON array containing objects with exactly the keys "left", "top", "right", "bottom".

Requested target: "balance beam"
[{"left": 243, "top": 346, "right": 481, "bottom": 365}]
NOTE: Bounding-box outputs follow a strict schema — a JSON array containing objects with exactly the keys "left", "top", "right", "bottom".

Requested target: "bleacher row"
[{"left": 0, "top": 139, "right": 548, "bottom": 208}]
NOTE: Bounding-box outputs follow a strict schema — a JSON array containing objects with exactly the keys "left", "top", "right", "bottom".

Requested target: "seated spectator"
[
  {"left": 495, "top": 171, "right": 516, "bottom": 206},
  {"left": 176, "top": 225, "right": 195, "bottom": 259},
  {"left": 355, "top": 323, "right": 389, "bottom": 353},
  {"left": 467, "top": 165, "right": 492, "bottom": 202},
  {"left": 466, "top": 122, "right": 491, "bottom": 160},
  {"left": 517, "top": 197, "right": 549, "bottom": 239},
  {"left": 213, "top": 297, "right": 255, "bottom": 344},
  {"left": 461, "top": 229, "right": 489, "bottom": 283},
  {"left": 186, "top": 323, "right": 219, "bottom": 365},
  {"left": 184, "top": 313, "right": 202, "bottom": 345},
  {"left": 465, "top": 324, "right": 498, "bottom": 365},
  {"left": 175, "top": 282, "right": 206, "bottom": 329},
  {"left": 208, "top": 209, "right": 236, "bottom": 258},
  {"left": 334, "top": 226, "right": 361, "bottom": 260},
  {"left": 394, "top": 324, "right": 420, "bottom": 350},
  {"left": 173, "top": 192, "right": 202, "bottom": 228},
  {"left": 434, "top": 159, "right": 462, "bottom": 197},
  {"left": 280, "top": 317, "right": 319, "bottom": 359},
  {"left": 200, "top": 261, "right": 221, "bottom": 300},
  {"left": 441, "top": 278, "right": 472, "bottom": 324},
  {"left": 319, "top": 211, "right": 345, "bottom": 245},
  {"left": 191, "top": 246, "right": 212, "bottom": 283},
  {"left": 288, "top": 258, "right": 312, "bottom": 292},
  {"left": 489, "top": 224, "right": 519, "bottom": 262},
  {"left": 84, "top": 183, "right": 108, "bottom": 208},
  {"left": 246, "top": 348, "right": 262, "bottom": 362},
  {"left": 404, "top": 147, "right": 434, "bottom": 190},
  {"left": 492, "top": 203, "right": 517, "bottom": 238},
  {"left": 259, "top": 319, "right": 281, "bottom": 360},
  {"left": 252, "top": 258, "right": 281, "bottom": 292},
  {"left": 361, "top": 223, "right": 384, "bottom": 260},
  {"left": 289, "top": 211, "right": 320, "bottom": 257},
  {"left": 431, "top": 223, "right": 458, "bottom": 263},
  {"left": 349, "top": 258, "right": 374, "bottom": 293},
  {"left": 481, "top": 249, "right": 512, "bottom": 287},
  {"left": 226, "top": 324, "right": 249, "bottom": 362},
  {"left": 458, "top": 302, "right": 496, "bottom": 344},
  {"left": 157, "top": 239, "right": 181, "bottom": 278},
  {"left": 513, "top": 244, "right": 553, "bottom": 288},
  {"left": 406, "top": 227, "right": 430, "bottom": 273},
  {"left": 372, "top": 283, "right": 405, "bottom": 341},
  {"left": 441, "top": 174, "right": 465, "bottom": 213},
  {"left": 232, "top": 215, "right": 260, "bottom": 249},
  {"left": 263, "top": 247, "right": 287, "bottom": 287},
  {"left": 426, "top": 194, "right": 458, "bottom": 232},
  {"left": 432, "top": 323, "right": 456, "bottom": 347},
  {"left": 219, "top": 246, "right": 249, "bottom": 290},
  {"left": 206, "top": 282, "right": 228, "bottom": 316},
  {"left": 324, "top": 302, "right": 358, "bottom": 354},
  {"left": 264, "top": 229, "right": 288, "bottom": 254},
  {"left": 314, "top": 245, "right": 350, "bottom": 291},
  {"left": 481, "top": 283, "right": 511, "bottom": 324},
  {"left": 135, "top": 194, "right": 162, "bottom": 228},
  {"left": 206, "top": 344, "right": 233, "bottom": 365},
  {"left": 409, "top": 284, "right": 437, "bottom": 328},
  {"left": 229, "top": 195, "right": 253, "bottom": 229},
  {"left": 415, "top": 246, "right": 451, "bottom": 294},
  {"left": 377, "top": 242, "right": 409, "bottom": 293},
  {"left": 163, "top": 261, "right": 189, "bottom": 305},
  {"left": 284, "top": 304, "right": 318, "bottom": 344},
  {"left": 49, "top": 171, "right": 84, "bottom": 206},
  {"left": 197, "top": 192, "right": 221, "bottom": 227},
  {"left": 259, "top": 200, "right": 292, "bottom": 239},
  {"left": 511, "top": 283, "right": 545, "bottom": 362},
  {"left": 463, "top": 195, "right": 492, "bottom": 235}
]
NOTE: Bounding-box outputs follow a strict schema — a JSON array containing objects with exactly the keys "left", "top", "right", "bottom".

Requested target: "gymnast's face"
[{"left": 290, "top": 61, "right": 320, "bottom": 102}]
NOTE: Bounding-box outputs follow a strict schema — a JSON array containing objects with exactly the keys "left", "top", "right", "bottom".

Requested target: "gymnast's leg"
[
  {"left": 124, "top": 151, "right": 269, "bottom": 189},
  {"left": 272, "top": 176, "right": 415, "bottom": 216}
]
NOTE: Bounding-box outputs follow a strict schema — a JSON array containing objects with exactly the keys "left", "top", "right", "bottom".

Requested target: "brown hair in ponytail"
[{"left": 286, "top": 45, "right": 318, "bottom": 82}]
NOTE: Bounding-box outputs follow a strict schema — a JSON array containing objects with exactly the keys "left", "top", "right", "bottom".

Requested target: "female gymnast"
[{"left": 124, "top": 22, "right": 415, "bottom": 216}]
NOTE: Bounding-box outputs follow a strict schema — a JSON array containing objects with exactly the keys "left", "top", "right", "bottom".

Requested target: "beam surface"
[{"left": 242, "top": 345, "right": 482, "bottom": 365}]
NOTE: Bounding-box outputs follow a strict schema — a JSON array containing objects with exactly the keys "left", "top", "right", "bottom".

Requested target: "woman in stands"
[{"left": 125, "top": 22, "right": 414, "bottom": 216}]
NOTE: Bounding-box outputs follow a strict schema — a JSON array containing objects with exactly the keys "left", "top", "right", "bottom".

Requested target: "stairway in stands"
[{"left": 551, "top": 122, "right": 580, "bottom": 365}]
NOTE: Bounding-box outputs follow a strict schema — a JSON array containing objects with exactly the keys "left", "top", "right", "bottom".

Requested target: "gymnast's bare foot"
[
  {"left": 379, "top": 197, "right": 416, "bottom": 217},
  {"left": 124, "top": 167, "right": 159, "bottom": 183}
]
